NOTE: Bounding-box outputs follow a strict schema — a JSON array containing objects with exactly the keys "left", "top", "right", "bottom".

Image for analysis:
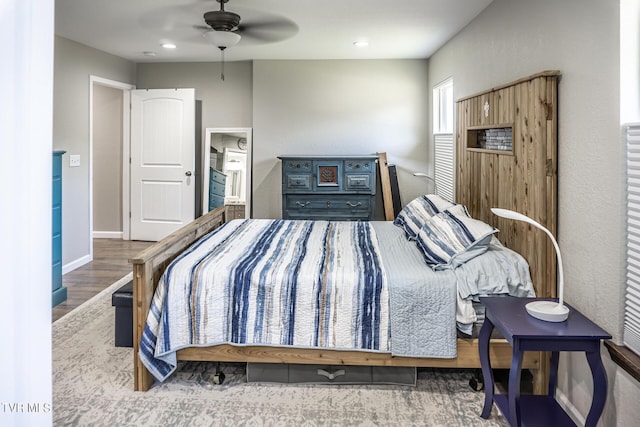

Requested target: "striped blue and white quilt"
[
  {"left": 140, "top": 219, "right": 390, "bottom": 382},
  {"left": 139, "top": 219, "right": 535, "bottom": 383}
]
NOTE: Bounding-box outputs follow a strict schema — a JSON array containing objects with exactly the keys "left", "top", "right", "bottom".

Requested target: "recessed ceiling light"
[
  {"left": 143, "top": 51, "right": 157, "bottom": 57},
  {"left": 353, "top": 40, "right": 369, "bottom": 48},
  {"left": 162, "top": 43, "right": 177, "bottom": 49}
]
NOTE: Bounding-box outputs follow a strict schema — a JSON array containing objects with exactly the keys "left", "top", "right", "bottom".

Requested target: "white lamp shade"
[
  {"left": 491, "top": 207, "right": 569, "bottom": 322},
  {"left": 204, "top": 30, "right": 241, "bottom": 48}
]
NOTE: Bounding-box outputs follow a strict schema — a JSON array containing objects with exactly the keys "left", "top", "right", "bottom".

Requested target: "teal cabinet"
[
  {"left": 278, "top": 155, "right": 378, "bottom": 221},
  {"left": 208, "top": 168, "right": 227, "bottom": 211},
  {"left": 52, "top": 151, "right": 67, "bottom": 307}
]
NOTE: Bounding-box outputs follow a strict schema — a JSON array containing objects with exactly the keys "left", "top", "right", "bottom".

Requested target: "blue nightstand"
[{"left": 479, "top": 297, "right": 611, "bottom": 427}]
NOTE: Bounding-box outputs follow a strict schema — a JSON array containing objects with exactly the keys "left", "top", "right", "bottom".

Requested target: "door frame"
[
  {"left": 203, "top": 127, "right": 253, "bottom": 218},
  {"left": 89, "top": 76, "right": 135, "bottom": 243}
]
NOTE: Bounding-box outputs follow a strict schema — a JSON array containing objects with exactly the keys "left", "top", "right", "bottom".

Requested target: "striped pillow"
[
  {"left": 393, "top": 194, "right": 455, "bottom": 240},
  {"left": 415, "top": 205, "right": 498, "bottom": 270}
]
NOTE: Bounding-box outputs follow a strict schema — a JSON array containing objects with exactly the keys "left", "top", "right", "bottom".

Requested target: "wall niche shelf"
[{"left": 466, "top": 124, "right": 513, "bottom": 155}]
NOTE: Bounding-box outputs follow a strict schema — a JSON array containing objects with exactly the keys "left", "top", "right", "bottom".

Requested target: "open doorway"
[
  {"left": 90, "top": 76, "right": 134, "bottom": 246},
  {"left": 202, "top": 128, "right": 252, "bottom": 219}
]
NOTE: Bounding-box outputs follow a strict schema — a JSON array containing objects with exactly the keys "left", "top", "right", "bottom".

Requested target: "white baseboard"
[
  {"left": 556, "top": 388, "right": 585, "bottom": 426},
  {"left": 62, "top": 254, "right": 92, "bottom": 275},
  {"left": 93, "top": 231, "right": 123, "bottom": 239}
]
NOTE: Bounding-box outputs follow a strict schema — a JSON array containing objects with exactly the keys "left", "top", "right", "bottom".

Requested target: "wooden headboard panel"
[{"left": 455, "top": 71, "right": 559, "bottom": 299}]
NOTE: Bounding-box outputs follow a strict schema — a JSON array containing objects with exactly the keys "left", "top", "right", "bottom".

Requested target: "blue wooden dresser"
[
  {"left": 208, "top": 168, "right": 227, "bottom": 211},
  {"left": 278, "top": 155, "right": 377, "bottom": 221},
  {"left": 52, "top": 151, "right": 67, "bottom": 307}
]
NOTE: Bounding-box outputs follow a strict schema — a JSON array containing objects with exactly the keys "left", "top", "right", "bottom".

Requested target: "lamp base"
[{"left": 525, "top": 300, "right": 570, "bottom": 322}]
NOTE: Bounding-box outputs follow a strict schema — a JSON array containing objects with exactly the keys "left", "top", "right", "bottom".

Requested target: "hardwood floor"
[{"left": 52, "top": 239, "right": 153, "bottom": 322}]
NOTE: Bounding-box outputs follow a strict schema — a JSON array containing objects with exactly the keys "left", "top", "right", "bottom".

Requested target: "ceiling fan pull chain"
[
  {"left": 217, "top": 47, "right": 226, "bottom": 81},
  {"left": 221, "top": 49, "right": 225, "bottom": 81}
]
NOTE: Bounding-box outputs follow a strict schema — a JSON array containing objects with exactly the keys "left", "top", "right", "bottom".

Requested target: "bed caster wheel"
[
  {"left": 212, "top": 372, "right": 225, "bottom": 385},
  {"left": 469, "top": 369, "right": 484, "bottom": 392},
  {"left": 469, "top": 376, "right": 484, "bottom": 391}
]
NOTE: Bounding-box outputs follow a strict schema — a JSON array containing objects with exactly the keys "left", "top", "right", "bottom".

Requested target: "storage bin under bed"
[{"left": 247, "top": 363, "right": 416, "bottom": 386}]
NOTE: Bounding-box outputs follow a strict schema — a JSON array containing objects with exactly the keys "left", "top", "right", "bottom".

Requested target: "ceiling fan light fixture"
[{"left": 204, "top": 30, "right": 241, "bottom": 49}]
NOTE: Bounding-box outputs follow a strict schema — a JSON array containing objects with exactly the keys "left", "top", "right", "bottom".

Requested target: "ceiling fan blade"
[
  {"left": 238, "top": 19, "right": 299, "bottom": 44},
  {"left": 139, "top": 1, "right": 299, "bottom": 47}
]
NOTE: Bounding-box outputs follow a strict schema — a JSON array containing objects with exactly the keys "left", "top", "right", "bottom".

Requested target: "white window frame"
[
  {"left": 433, "top": 78, "right": 454, "bottom": 135},
  {"left": 432, "top": 78, "right": 455, "bottom": 201}
]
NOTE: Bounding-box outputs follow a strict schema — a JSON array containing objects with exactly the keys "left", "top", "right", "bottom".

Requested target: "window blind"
[
  {"left": 625, "top": 124, "right": 640, "bottom": 356},
  {"left": 434, "top": 133, "right": 455, "bottom": 202}
]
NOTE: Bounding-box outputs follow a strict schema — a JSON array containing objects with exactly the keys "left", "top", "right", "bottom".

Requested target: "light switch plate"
[{"left": 69, "top": 155, "right": 80, "bottom": 167}]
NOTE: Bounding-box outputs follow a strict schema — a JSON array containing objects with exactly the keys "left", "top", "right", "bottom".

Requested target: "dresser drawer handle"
[
  {"left": 295, "top": 201, "right": 311, "bottom": 207},
  {"left": 346, "top": 201, "right": 362, "bottom": 207}
]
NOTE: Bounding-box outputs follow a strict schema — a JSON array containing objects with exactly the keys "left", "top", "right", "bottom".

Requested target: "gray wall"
[
  {"left": 252, "top": 59, "right": 430, "bottom": 219},
  {"left": 428, "top": 0, "right": 635, "bottom": 425},
  {"left": 93, "top": 84, "right": 123, "bottom": 233},
  {"left": 136, "top": 62, "right": 253, "bottom": 129},
  {"left": 53, "top": 36, "right": 136, "bottom": 267},
  {"left": 137, "top": 59, "right": 431, "bottom": 220}
]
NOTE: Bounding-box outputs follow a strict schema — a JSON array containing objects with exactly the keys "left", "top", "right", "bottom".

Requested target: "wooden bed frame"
[
  {"left": 131, "top": 206, "right": 540, "bottom": 392},
  {"left": 131, "top": 71, "right": 558, "bottom": 393}
]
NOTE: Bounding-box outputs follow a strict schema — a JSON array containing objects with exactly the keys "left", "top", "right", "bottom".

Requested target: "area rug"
[{"left": 52, "top": 273, "right": 507, "bottom": 427}]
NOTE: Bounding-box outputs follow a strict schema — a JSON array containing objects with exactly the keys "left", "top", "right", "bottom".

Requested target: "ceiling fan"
[
  {"left": 198, "top": 0, "right": 298, "bottom": 46},
  {"left": 197, "top": 0, "right": 298, "bottom": 79}
]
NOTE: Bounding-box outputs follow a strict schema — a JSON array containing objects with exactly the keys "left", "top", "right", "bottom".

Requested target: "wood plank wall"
[{"left": 455, "top": 71, "right": 560, "bottom": 299}]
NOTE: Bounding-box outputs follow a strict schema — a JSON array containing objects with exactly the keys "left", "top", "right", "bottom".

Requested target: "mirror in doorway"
[{"left": 203, "top": 128, "right": 252, "bottom": 220}]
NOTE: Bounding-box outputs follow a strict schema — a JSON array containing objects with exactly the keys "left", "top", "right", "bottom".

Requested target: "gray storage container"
[{"left": 246, "top": 363, "right": 416, "bottom": 386}]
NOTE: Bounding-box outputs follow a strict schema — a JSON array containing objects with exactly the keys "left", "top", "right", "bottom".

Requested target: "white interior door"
[{"left": 130, "top": 88, "right": 195, "bottom": 241}]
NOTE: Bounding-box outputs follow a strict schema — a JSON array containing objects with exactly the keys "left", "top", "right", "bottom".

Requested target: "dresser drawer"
[
  {"left": 209, "top": 181, "right": 226, "bottom": 198},
  {"left": 210, "top": 168, "right": 227, "bottom": 185},
  {"left": 209, "top": 194, "right": 225, "bottom": 209},
  {"left": 285, "top": 211, "right": 371, "bottom": 221},
  {"left": 345, "top": 174, "right": 373, "bottom": 191},
  {"left": 282, "top": 159, "right": 313, "bottom": 172},
  {"left": 345, "top": 159, "right": 375, "bottom": 173},
  {"left": 225, "top": 204, "right": 245, "bottom": 220},
  {"left": 284, "top": 195, "right": 373, "bottom": 221},
  {"left": 284, "top": 173, "right": 312, "bottom": 191},
  {"left": 284, "top": 195, "right": 371, "bottom": 211}
]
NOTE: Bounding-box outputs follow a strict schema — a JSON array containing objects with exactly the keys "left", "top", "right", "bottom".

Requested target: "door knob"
[{"left": 185, "top": 171, "right": 192, "bottom": 176}]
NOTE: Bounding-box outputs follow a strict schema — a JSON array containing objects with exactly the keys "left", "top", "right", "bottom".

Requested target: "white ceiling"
[{"left": 55, "top": 0, "right": 493, "bottom": 63}]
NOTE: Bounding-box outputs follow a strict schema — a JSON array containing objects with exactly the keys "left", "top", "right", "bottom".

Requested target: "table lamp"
[
  {"left": 413, "top": 172, "right": 438, "bottom": 194},
  {"left": 491, "top": 208, "right": 570, "bottom": 322}
]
